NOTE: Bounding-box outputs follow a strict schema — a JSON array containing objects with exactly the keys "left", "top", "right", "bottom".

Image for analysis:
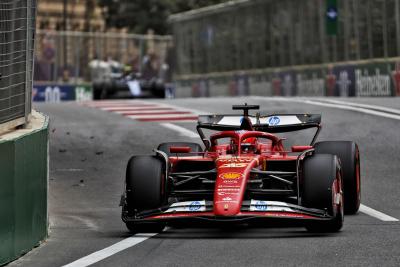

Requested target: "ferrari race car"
[{"left": 121, "top": 104, "right": 361, "bottom": 233}]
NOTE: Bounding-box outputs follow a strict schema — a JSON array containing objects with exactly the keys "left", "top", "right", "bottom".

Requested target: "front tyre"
[
  {"left": 314, "top": 141, "right": 361, "bottom": 214},
  {"left": 302, "top": 154, "right": 344, "bottom": 233},
  {"left": 124, "top": 156, "right": 166, "bottom": 233}
]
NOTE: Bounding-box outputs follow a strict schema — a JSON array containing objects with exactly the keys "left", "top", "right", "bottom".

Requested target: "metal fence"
[
  {"left": 34, "top": 31, "right": 173, "bottom": 84},
  {"left": 170, "top": 0, "right": 400, "bottom": 76},
  {"left": 0, "top": 0, "right": 36, "bottom": 130}
]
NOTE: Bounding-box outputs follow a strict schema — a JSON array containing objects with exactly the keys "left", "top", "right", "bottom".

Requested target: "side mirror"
[
  {"left": 291, "top": 145, "right": 313, "bottom": 152},
  {"left": 170, "top": 146, "right": 192, "bottom": 154}
]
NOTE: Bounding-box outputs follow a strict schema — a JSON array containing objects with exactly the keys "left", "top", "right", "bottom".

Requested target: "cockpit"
[{"left": 209, "top": 130, "right": 281, "bottom": 156}]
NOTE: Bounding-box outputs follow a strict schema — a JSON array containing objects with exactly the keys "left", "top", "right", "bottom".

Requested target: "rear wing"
[{"left": 198, "top": 114, "right": 321, "bottom": 133}]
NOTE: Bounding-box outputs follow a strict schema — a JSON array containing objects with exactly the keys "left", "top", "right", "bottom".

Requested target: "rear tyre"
[
  {"left": 302, "top": 154, "right": 344, "bottom": 233},
  {"left": 157, "top": 142, "right": 203, "bottom": 156},
  {"left": 124, "top": 156, "right": 166, "bottom": 233},
  {"left": 314, "top": 141, "right": 361, "bottom": 214}
]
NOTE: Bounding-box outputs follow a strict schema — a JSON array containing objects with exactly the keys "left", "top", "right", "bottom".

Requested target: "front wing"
[{"left": 122, "top": 200, "right": 333, "bottom": 224}]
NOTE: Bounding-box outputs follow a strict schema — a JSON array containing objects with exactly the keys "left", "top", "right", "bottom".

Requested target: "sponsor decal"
[
  {"left": 217, "top": 188, "right": 240, "bottom": 196},
  {"left": 282, "top": 74, "right": 294, "bottom": 96},
  {"left": 219, "top": 172, "right": 242, "bottom": 179},
  {"left": 254, "top": 200, "right": 268, "bottom": 211},
  {"left": 222, "top": 197, "right": 232, "bottom": 201},
  {"left": 221, "top": 163, "right": 248, "bottom": 168},
  {"left": 218, "top": 191, "right": 238, "bottom": 196},
  {"left": 217, "top": 188, "right": 240, "bottom": 192},
  {"left": 391, "top": 62, "right": 400, "bottom": 96},
  {"left": 189, "top": 201, "right": 202, "bottom": 211},
  {"left": 355, "top": 69, "right": 391, "bottom": 96},
  {"left": 217, "top": 184, "right": 241, "bottom": 189},
  {"left": 326, "top": 67, "right": 337, "bottom": 96},
  {"left": 75, "top": 85, "right": 93, "bottom": 101},
  {"left": 337, "top": 71, "right": 352, "bottom": 96},
  {"left": 165, "top": 200, "right": 206, "bottom": 213},
  {"left": 272, "top": 77, "right": 282, "bottom": 96},
  {"left": 33, "top": 84, "right": 93, "bottom": 102},
  {"left": 218, "top": 157, "right": 253, "bottom": 163},
  {"left": 250, "top": 200, "right": 293, "bottom": 212},
  {"left": 297, "top": 73, "right": 325, "bottom": 96},
  {"left": 268, "top": 116, "right": 281, "bottom": 126},
  {"left": 223, "top": 179, "right": 239, "bottom": 184}
]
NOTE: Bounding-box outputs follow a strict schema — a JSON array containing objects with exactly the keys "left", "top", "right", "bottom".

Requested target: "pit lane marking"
[{"left": 62, "top": 233, "right": 159, "bottom": 267}]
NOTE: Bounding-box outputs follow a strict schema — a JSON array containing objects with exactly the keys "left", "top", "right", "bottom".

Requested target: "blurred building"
[{"left": 36, "top": 0, "right": 105, "bottom": 31}]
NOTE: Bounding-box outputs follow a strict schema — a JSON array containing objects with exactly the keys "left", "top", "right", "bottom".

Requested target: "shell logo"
[{"left": 220, "top": 172, "right": 242, "bottom": 179}]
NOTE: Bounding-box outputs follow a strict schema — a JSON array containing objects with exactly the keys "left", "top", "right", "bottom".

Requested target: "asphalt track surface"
[{"left": 8, "top": 97, "right": 400, "bottom": 267}]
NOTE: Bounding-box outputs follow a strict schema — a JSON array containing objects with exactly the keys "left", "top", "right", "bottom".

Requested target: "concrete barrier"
[{"left": 0, "top": 111, "right": 49, "bottom": 265}]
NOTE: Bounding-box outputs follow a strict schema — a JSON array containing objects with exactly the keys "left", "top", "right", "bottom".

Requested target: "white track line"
[
  {"left": 252, "top": 96, "right": 400, "bottom": 121},
  {"left": 62, "top": 233, "right": 158, "bottom": 267},
  {"left": 314, "top": 99, "right": 400, "bottom": 115},
  {"left": 160, "top": 123, "right": 199, "bottom": 138},
  {"left": 304, "top": 100, "right": 400, "bottom": 120},
  {"left": 359, "top": 204, "right": 399, "bottom": 222}
]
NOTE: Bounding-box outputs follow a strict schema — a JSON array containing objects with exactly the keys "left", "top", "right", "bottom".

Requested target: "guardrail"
[{"left": 175, "top": 57, "right": 400, "bottom": 97}]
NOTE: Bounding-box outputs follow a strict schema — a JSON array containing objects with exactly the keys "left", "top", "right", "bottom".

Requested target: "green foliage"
[{"left": 98, "top": 0, "right": 229, "bottom": 34}]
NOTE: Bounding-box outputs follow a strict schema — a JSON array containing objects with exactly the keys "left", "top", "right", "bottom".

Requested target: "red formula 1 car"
[{"left": 121, "top": 104, "right": 361, "bottom": 233}]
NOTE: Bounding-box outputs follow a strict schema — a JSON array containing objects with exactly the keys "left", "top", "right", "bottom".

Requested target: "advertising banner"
[
  {"left": 271, "top": 71, "right": 297, "bottom": 96},
  {"left": 354, "top": 63, "right": 392, "bottom": 97},
  {"left": 176, "top": 59, "right": 400, "bottom": 98},
  {"left": 249, "top": 73, "right": 273, "bottom": 96},
  {"left": 329, "top": 65, "right": 356, "bottom": 97},
  {"left": 296, "top": 69, "right": 325, "bottom": 96},
  {"left": 33, "top": 84, "right": 93, "bottom": 102},
  {"left": 75, "top": 85, "right": 93, "bottom": 102}
]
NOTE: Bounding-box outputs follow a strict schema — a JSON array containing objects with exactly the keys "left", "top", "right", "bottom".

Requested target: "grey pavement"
[{"left": 8, "top": 97, "right": 400, "bottom": 267}]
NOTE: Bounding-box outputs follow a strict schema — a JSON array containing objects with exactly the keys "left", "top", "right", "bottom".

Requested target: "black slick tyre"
[
  {"left": 302, "top": 154, "right": 344, "bottom": 233},
  {"left": 157, "top": 142, "right": 203, "bottom": 156},
  {"left": 124, "top": 155, "right": 166, "bottom": 233},
  {"left": 314, "top": 141, "right": 361, "bottom": 214}
]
